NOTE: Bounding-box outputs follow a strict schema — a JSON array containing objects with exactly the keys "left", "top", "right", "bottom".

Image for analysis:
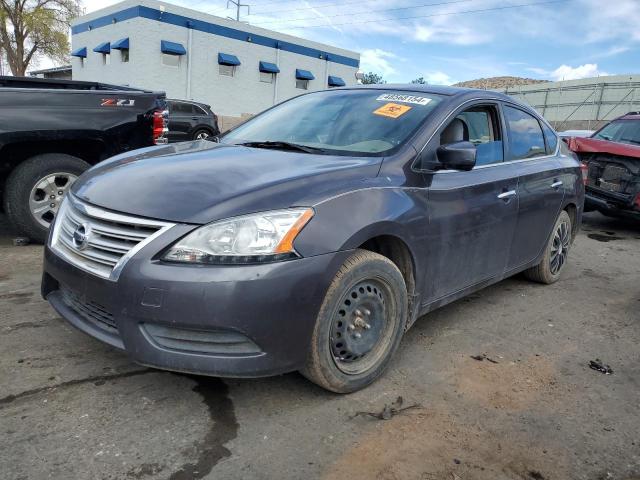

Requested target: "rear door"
[
  {"left": 504, "top": 104, "right": 564, "bottom": 271},
  {"left": 424, "top": 102, "right": 519, "bottom": 301}
]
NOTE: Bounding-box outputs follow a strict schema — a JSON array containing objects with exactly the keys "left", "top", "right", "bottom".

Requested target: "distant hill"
[{"left": 453, "top": 76, "right": 550, "bottom": 90}]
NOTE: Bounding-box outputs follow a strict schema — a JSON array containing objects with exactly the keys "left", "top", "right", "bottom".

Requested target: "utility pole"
[{"left": 227, "top": 0, "right": 249, "bottom": 21}]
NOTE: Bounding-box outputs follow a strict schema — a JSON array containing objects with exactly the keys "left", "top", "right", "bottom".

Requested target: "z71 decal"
[{"left": 101, "top": 98, "right": 136, "bottom": 107}]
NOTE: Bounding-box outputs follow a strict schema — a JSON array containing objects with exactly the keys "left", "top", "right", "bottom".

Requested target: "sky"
[{"left": 42, "top": 0, "right": 640, "bottom": 84}]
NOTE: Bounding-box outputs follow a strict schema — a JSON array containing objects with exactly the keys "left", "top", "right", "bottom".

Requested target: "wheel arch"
[
  {"left": 356, "top": 234, "right": 418, "bottom": 325},
  {"left": 191, "top": 125, "right": 216, "bottom": 138},
  {"left": 562, "top": 201, "right": 579, "bottom": 242}
]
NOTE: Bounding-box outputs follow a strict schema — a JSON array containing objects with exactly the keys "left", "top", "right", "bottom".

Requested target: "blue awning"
[
  {"left": 328, "top": 75, "right": 346, "bottom": 87},
  {"left": 259, "top": 61, "right": 280, "bottom": 74},
  {"left": 111, "top": 37, "right": 129, "bottom": 49},
  {"left": 161, "top": 40, "right": 186, "bottom": 55},
  {"left": 218, "top": 53, "right": 241, "bottom": 66},
  {"left": 71, "top": 47, "right": 87, "bottom": 58},
  {"left": 296, "top": 69, "right": 315, "bottom": 80},
  {"left": 93, "top": 42, "right": 110, "bottom": 54}
]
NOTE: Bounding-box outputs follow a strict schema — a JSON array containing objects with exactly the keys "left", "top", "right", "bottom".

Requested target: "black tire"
[
  {"left": 523, "top": 210, "right": 572, "bottom": 284},
  {"left": 3, "top": 153, "right": 90, "bottom": 243},
  {"left": 192, "top": 128, "right": 212, "bottom": 140},
  {"left": 301, "top": 249, "right": 408, "bottom": 393}
]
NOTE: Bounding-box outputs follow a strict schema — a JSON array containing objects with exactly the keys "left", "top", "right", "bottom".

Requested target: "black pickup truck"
[{"left": 0, "top": 76, "right": 167, "bottom": 242}]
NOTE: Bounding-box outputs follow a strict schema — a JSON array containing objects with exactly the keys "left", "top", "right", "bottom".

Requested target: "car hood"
[
  {"left": 568, "top": 137, "right": 640, "bottom": 160},
  {"left": 72, "top": 140, "right": 382, "bottom": 224}
]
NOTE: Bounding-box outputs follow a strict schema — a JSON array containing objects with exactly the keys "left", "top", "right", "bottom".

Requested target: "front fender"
[{"left": 294, "top": 186, "right": 427, "bottom": 276}]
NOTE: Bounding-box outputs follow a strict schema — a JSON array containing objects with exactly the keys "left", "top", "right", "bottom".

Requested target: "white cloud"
[
  {"left": 422, "top": 71, "right": 456, "bottom": 86},
  {"left": 549, "top": 64, "right": 610, "bottom": 81},
  {"left": 359, "top": 49, "right": 399, "bottom": 78},
  {"left": 526, "top": 63, "right": 611, "bottom": 81}
]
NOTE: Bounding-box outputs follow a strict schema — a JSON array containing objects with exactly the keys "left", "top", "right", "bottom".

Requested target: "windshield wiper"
[{"left": 237, "top": 141, "right": 325, "bottom": 154}]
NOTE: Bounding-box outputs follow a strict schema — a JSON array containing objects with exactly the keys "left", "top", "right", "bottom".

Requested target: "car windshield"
[
  {"left": 220, "top": 89, "right": 443, "bottom": 156},
  {"left": 592, "top": 119, "right": 640, "bottom": 146}
]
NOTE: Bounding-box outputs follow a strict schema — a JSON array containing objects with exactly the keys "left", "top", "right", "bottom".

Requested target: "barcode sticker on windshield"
[
  {"left": 376, "top": 94, "right": 431, "bottom": 106},
  {"left": 373, "top": 103, "right": 412, "bottom": 119}
]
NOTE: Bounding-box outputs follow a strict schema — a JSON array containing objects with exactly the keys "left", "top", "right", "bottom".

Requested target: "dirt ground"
[{"left": 1, "top": 212, "right": 639, "bottom": 480}]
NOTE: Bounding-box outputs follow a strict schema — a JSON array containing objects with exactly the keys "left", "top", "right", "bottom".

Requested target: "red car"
[{"left": 568, "top": 112, "right": 640, "bottom": 220}]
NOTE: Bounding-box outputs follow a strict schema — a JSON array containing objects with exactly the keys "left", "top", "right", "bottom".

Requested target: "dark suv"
[
  {"left": 42, "top": 86, "right": 584, "bottom": 393},
  {"left": 167, "top": 99, "right": 219, "bottom": 142}
]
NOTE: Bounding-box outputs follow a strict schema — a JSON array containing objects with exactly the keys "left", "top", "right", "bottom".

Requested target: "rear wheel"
[
  {"left": 302, "top": 250, "right": 408, "bottom": 393},
  {"left": 523, "top": 210, "right": 572, "bottom": 284},
  {"left": 3, "top": 154, "right": 90, "bottom": 243},
  {"left": 192, "top": 129, "right": 212, "bottom": 140}
]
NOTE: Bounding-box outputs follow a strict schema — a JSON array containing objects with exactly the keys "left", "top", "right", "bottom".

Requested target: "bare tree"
[{"left": 0, "top": 0, "right": 81, "bottom": 76}]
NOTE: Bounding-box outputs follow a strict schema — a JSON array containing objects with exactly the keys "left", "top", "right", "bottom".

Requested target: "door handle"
[
  {"left": 497, "top": 190, "right": 517, "bottom": 200},
  {"left": 551, "top": 180, "right": 563, "bottom": 189}
]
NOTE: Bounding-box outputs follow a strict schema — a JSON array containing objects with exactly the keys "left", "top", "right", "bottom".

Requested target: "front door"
[
  {"left": 422, "top": 103, "right": 519, "bottom": 302},
  {"left": 425, "top": 168, "right": 519, "bottom": 301},
  {"left": 167, "top": 101, "right": 193, "bottom": 142}
]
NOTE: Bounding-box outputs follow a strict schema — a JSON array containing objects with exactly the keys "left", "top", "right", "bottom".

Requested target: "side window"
[
  {"left": 440, "top": 105, "right": 504, "bottom": 166},
  {"left": 172, "top": 103, "right": 190, "bottom": 115},
  {"left": 541, "top": 122, "right": 558, "bottom": 154},
  {"left": 193, "top": 105, "right": 207, "bottom": 116},
  {"left": 504, "top": 106, "right": 547, "bottom": 160}
]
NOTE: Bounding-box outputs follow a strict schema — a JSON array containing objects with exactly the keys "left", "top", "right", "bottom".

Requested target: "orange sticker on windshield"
[{"left": 373, "top": 102, "right": 412, "bottom": 118}]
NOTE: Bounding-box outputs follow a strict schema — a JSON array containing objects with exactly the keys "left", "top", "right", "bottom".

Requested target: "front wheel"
[
  {"left": 301, "top": 250, "right": 408, "bottom": 393},
  {"left": 523, "top": 210, "right": 572, "bottom": 284}
]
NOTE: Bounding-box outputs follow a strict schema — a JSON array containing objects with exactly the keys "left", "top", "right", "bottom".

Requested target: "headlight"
[{"left": 162, "top": 208, "right": 314, "bottom": 264}]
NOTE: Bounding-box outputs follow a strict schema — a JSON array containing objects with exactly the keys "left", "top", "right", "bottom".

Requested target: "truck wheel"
[
  {"left": 3, "top": 154, "right": 90, "bottom": 243},
  {"left": 301, "top": 250, "right": 408, "bottom": 393},
  {"left": 523, "top": 210, "right": 572, "bottom": 284}
]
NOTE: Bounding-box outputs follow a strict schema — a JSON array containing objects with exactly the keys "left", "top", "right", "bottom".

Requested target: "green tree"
[
  {"left": 0, "top": 0, "right": 81, "bottom": 76},
  {"left": 361, "top": 72, "right": 386, "bottom": 85},
  {"left": 411, "top": 76, "right": 427, "bottom": 84}
]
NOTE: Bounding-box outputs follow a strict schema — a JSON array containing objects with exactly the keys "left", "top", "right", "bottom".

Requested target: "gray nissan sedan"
[{"left": 42, "top": 85, "right": 584, "bottom": 393}]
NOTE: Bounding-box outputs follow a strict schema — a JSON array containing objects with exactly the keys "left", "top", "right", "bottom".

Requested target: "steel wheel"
[
  {"left": 195, "top": 130, "right": 210, "bottom": 140},
  {"left": 550, "top": 219, "right": 570, "bottom": 275},
  {"left": 330, "top": 278, "right": 396, "bottom": 375},
  {"left": 28, "top": 172, "right": 77, "bottom": 229}
]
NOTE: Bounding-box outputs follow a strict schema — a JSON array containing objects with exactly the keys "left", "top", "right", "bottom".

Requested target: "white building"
[{"left": 70, "top": 0, "right": 360, "bottom": 119}]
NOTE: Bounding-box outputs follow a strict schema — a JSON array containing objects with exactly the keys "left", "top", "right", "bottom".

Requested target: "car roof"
[
  {"left": 618, "top": 111, "right": 640, "bottom": 120},
  {"left": 168, "top": 98, "right": 210, "bottom": 108},
  {"left": 342, "top": 83, "right": 514, "bottom": 101}
]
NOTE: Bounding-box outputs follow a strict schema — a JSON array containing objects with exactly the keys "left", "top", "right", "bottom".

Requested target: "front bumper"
[
  {"left": 42, "top": 240, "right": 350, "bottom": 378},
  {"left": 585, "top": 188, "right": 640, "bottom": 220}
]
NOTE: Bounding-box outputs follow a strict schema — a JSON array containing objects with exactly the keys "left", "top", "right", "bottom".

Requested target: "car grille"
[
  {"left": 50, "top": 195, "right": 175, "bottom": 280},
  {"left": 60, "top": 285, "right": 117, "bottom": 333},
  {"left": 586, "top": 162, "right": 633, "bottom": 195}
]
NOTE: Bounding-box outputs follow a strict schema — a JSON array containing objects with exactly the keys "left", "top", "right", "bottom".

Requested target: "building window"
[
  {"left": 121, "top": 49, "right": 129, "bottom": 63},
  {"left": 260, "top": 71, "right": 274, "bottom": 83},
  {"left": 162, "top": 53, "right": 180, "bottom": 67},
  {"left": 219, "top": 64, "right": 235, "bottom": 77},
  {"left": 296, "top": 79, "right": 309, "bottom": 90},
  {"left": 102, "top": 53, "right": 110, "bottom": 65}
]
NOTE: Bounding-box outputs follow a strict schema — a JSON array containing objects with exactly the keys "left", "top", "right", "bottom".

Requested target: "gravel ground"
[{"left": 1, "top": 212, "right": 639, "bottom": 480}]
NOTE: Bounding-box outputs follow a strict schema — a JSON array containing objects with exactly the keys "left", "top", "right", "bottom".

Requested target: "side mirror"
[{"left": 437, "top": 141, "right": 477, "bottom": 171}]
